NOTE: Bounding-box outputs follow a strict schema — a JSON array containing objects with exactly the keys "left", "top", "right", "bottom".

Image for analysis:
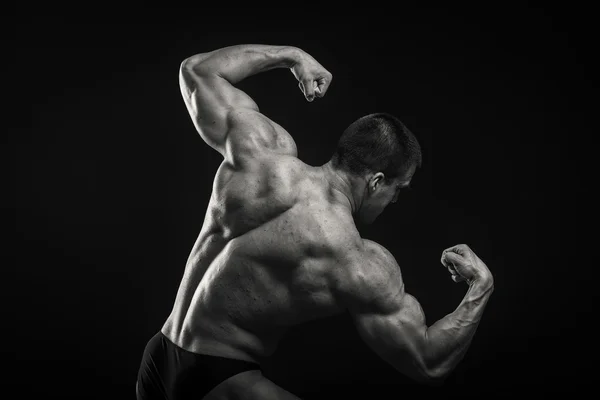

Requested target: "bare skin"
[{"left": 157, "top": 45, "right": 494, "bottom": 399}]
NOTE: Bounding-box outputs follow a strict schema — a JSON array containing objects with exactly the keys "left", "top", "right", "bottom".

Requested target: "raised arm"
[
  {"left": 179, "top": 44, "right": 332, "bottom": 162},
  {"left": 338, "top": 241, "right": 494, "bottom": 384}
]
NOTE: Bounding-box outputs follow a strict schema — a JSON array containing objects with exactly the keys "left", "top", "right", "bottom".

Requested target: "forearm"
[
  {"left": 424, "top": 277, "right": 494, "bottom": 377},
  {"left": 182, "top": 44, "right": 301, "bottom": 84}
]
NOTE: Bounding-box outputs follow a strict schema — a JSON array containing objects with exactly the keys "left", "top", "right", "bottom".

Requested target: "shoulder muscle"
[
  {"left": 225, "top": 110, "right": 298, "bottom": 167},
  {"left": 335, "top": 239, "right": 406, "bottom": 314}
]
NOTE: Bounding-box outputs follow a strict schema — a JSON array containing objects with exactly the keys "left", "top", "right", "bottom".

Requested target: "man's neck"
[{"left": 320, "top": 161, "right": 364, "bottom": 214}]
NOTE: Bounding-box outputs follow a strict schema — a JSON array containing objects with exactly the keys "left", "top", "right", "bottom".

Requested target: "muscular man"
[{"left": 136, "top": 44, "right": 494, "bottom": 400}]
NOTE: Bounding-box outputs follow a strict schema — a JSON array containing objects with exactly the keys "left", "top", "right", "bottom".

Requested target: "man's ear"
[{"left": 369, "top": 172, "right": 386, "bottom": 192}]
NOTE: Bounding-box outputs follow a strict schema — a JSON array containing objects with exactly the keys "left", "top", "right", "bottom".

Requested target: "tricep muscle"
[
  {"left": 353, "top": 293, "right": 430, "bottom": 382},
  {"left": 179, "top": 61, "right": 258, "bottom": 154},
  {"left": 179, "top": 60, "right": 296, "bottom": 164},
  {"left": 340, "top": 240, "right": 433, "bottom": 382}
]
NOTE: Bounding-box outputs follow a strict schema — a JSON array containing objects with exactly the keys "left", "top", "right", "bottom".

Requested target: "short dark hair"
[{"left": 331, "top": 113, "right": 422, "bottom": 179}]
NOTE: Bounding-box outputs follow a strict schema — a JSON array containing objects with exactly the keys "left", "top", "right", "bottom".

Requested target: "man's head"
[{"left": 330, "top": 112, "right": 422, "bottom": 224}]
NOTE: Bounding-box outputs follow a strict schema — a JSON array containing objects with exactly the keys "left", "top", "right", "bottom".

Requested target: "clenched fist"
[
  {"left": 291, "top": 51, "right": 332, "bottom": 102},
  {"left": 441, "top": 244, "right": 493, "bottom": 287}
]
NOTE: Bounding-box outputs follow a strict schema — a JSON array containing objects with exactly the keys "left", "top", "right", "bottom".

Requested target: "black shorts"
[{"left": 136, "top": 332, "right": 262, "bottom": 400}]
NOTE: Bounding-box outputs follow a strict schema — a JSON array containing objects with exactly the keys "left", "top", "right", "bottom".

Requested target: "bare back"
[
  {"left": 161, "top": 136, "right": 358, "bottom": 363},
  {"left": 149, "top": 46, "right": 494, "bottom": 399}
]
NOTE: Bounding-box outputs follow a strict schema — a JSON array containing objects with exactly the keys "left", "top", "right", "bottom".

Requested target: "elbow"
[
  {"left": 410, "top": 361, "right": 451, "bottom": 386},
  {"left": 180, "top": 57, "right": 199, "bottom": 76},
  {"left": 180, "top": 58, "right": 191, "bottom": 73},
  {"left": 420, "top": 366, "right": 451, "bottom": 386},
  {"left": 180, "top": 53, "right": 214, "bottom": 77}
]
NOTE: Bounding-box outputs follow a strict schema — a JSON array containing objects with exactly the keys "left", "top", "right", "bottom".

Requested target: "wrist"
[
  {"left": 471, "top": 273, "right": 494, "bottom": 291},
  {"left": 281, "top": 46, "right": 303, "bottom": 68}
]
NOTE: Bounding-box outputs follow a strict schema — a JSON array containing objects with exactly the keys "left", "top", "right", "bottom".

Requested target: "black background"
[{"left": 9, "top": 5, "right": 595, "bottom": 398}]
